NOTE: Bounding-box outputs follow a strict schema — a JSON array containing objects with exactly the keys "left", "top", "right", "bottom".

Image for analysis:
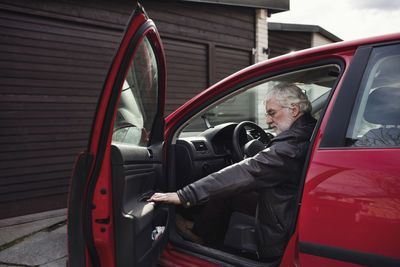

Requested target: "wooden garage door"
[
  {"left": 268, "top": 30, "right": 311, "bottom": 58},
  {"left": 0, "top": 7, "right": 122, "bottom": 219},
  {"left": 163, "top": 38, "right": 208, "bottom": 114},
  {"left": 162, "top": 40, "right": 252, "bottom": 115},
  {"left": 215, "top": 46, "right": 252, "bottom": 82}
]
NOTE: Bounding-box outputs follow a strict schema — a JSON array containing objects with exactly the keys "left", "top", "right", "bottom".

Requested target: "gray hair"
[{"left": 264, "top": 83, "right": 312, "bottom": 113}]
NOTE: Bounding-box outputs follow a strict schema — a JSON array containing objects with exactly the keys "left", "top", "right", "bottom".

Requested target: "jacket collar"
[{"left": 272, "top": 113, "right": 316, "bottom": 142}]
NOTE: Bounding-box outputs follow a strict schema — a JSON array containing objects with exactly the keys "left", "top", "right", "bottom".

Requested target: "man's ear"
[{"left": 290, "top": 104, "right": 301, "bottom": 117}]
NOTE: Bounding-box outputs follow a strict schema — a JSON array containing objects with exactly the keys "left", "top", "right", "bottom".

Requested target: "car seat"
[{"left": 354, "top": 87, "right": 400, "bottom": 147}]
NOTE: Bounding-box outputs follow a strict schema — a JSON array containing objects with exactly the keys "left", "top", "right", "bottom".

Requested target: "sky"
[{"left": 268, "top": 0, "right": 400, "bottom": 41}]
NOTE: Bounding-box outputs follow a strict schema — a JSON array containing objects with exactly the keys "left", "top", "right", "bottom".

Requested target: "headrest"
[{"left": 364, "top": 87, "right": 400, "bottom": 125}]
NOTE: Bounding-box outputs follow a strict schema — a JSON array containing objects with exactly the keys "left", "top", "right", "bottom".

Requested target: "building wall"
[
  {"left": 268, "top": 30, "right": 312, "bottom": 58},
  {"left": 0, "top": 0, "right": 255, "bottom": 219},
  {"left": 312, "top": 32, "right": 334, "bottom": 47},
  {"left": 254, "top": 9, "right": 268, "bottom": 130},
  {"left": 255, "top": 9, "right": 269, "bottom": 63},
  {"left": 0, "top": 0, "right": 126, "bottom": 219}
]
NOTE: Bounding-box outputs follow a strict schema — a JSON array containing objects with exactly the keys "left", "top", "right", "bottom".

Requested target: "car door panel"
[
  {"left": 111, "top": 143, "right": 168, "bottom": 266},
  {"left": 299, "top": 42, "right": 400, "bottom": 266},
  {"left": 299, "top": 150, "right": 400, "bottom": 266}
]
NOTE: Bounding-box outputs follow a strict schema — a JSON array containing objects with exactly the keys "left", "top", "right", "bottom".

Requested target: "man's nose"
[{"left": 266, "top": 116, "right": 273, "bottom": 124}]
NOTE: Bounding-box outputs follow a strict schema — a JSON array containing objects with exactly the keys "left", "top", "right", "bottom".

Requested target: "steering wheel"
[{"left": 232, "top": 121, "right": 273, "bottom": 162}]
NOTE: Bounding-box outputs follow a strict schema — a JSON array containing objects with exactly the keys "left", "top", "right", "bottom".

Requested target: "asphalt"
[{"left": 0, "top": 215, "right": 67, "bottom": 267}]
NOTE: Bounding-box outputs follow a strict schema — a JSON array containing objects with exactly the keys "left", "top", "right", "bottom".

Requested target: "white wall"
[
  {"left": 312, "top": 32, "right": 333, "bottom": 47},
  {"left": 255, "top": 9, "right": 269, "bottom": 127},
  {"left": 255, "top": 9, "right": 269, "bottom": 63}
]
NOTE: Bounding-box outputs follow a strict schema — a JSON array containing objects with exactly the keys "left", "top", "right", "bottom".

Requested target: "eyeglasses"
[{"left": 265, "top": 107, "right": 286, "bottom": 118}]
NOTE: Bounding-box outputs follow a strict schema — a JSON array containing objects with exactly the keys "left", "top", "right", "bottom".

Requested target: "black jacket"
[{"left": 177, "top": 113, "right": 316, "bottom": 257}]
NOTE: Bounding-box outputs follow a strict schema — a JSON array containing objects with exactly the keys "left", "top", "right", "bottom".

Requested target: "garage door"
[{"left": 0, "top": 7, "right": 121, "bottom": 219}]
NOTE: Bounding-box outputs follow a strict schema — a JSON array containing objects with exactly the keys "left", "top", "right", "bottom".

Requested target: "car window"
[
  {"left": 179, "top": 64, "right": 340, "bottom": 137},
  {"left": 346, "top": 44, "right": 400, "bottom": 148},
  {"left": 112, "top": 35, "right": 159, "bottom": 146}
]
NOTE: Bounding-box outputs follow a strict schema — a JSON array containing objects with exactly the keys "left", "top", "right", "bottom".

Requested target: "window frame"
[
  {"left": 345, "top": 46, "right": 400, "bottom": 148},
  {"left": 179, "top": 64, "right": 341, "bottom": 136},
  {"left": 321, "top": 40, "right": 400, "bottom": 149},
  {"left": 112, "top": 34, "right": 161, "bottom": 147},
  {"left": 170, "top": 58, "right": 346, "bottom": 144}
]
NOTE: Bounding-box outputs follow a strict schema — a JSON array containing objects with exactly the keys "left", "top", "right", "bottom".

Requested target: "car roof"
[{"left": 251, "top": 33, "right": 400, "bottom": 72}]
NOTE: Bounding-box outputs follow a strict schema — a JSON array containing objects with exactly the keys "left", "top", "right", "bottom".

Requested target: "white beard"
[{"left": 274, "top": 108, "right": 293, "bottom": 134}]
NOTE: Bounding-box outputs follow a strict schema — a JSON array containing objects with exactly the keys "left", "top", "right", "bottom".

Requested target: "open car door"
[{"left": 68, "top": 3, "right": 168, "bottom": 267}]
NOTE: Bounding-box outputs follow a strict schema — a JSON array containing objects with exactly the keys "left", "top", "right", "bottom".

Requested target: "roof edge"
[
  {"left": 179, "top": 0, "right": 289, "bottom": 13},
  {"left": 268, "top": 22, "right": 342, "bottom": 42}
]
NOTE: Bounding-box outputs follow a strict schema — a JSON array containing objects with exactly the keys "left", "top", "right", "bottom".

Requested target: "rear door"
[
  {"left": 68, "top": 3, "right": 168, "bottom": 267},
  {"left": 299, "top": 41, "right": 400, "bottom": 266}
]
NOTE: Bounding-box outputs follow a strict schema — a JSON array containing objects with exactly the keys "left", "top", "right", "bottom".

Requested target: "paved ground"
[{"left": 0, "top": 216, "right": 67, "bottom": 267}]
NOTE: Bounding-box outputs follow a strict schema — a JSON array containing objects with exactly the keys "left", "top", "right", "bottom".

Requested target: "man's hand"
[{"left": 147, "top": 192, "right": 181, "bottom": 205}]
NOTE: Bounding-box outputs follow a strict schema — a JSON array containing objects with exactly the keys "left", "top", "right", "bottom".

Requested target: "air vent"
[{"left": 192, "top": 141, "right": 208, "bottom": 151}]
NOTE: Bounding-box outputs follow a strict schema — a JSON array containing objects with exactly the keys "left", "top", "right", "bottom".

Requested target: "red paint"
[
  {"left": 299, "top": 253, "right": 361, "bottom": 267},
  {"left": 279, "top": 230, "right": 299, "bottom": 267},
  {"left": 159, "top": 244, "right": 221, "bottom": 267},
  {"left": 86, "top": 12, "right": 149, "bottom": 266},
  {"left": 299, "top": 149, "right": 400, "bottom": 259},
  {"left": 89, "top": 13, "right": 148, "bottom": 154}
]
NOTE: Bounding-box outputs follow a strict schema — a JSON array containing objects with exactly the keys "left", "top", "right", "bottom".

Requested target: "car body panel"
[
  {"left": 299, "top": 150, "right": 400, "bottom": 261},
  {"left": 298, "top": 38, "right": 400, "bottom": 266},
  {"left": 158, "top": 244, "right": 221, "bottom": 267}
]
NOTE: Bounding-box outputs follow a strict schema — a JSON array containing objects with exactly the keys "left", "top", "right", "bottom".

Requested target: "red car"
[{"left": 67, "top": 3, "right": 400, "bottom": 267}]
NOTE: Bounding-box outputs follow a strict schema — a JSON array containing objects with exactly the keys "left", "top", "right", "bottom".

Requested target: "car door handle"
[{"left": 138, "top": 190, "right": 157, "bottom": 202}]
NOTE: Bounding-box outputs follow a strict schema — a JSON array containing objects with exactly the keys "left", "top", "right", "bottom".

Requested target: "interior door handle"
[{"left": 138, "top": 190, "right": 156, "bottom": 202}]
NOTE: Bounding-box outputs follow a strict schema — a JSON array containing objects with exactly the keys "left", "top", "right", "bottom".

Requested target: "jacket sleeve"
[{"left": 177, "top": 138, "right": 303, "bottom": 208}]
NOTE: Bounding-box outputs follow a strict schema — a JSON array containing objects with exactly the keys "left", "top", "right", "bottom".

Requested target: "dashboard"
[{"left": 175, "top": 123, "right": 238, "bottom": 189}]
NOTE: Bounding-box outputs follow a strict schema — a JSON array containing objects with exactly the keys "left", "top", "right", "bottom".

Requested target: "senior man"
[{"left": 149, "top": 83, "right": 316, "bottom": 259}]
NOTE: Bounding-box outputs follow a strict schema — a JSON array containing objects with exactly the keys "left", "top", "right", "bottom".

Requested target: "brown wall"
[
  {"left": 0, "top": 0, "right": 254, "bottom": 219},
  {"left": 268, "top": 30, "right": 312, "bottom": 58}
]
